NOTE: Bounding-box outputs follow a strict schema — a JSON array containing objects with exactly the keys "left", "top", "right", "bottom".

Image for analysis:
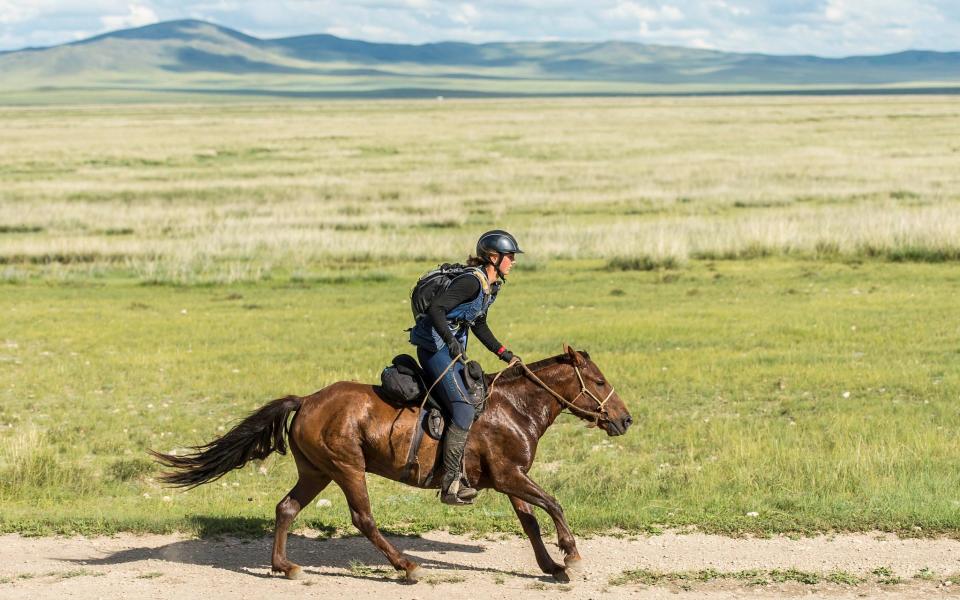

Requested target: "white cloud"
[
  {"left": 824, "top": 0, "right": 845, "bottom": 23},
  {"left": 711, "top": 0, "right": 749, "bottom": 17},
  {"left": 0, "top": 1, "right": 39, "bottom": 25},
  {"left": 605, "top": 1, "right": 684, "bottom": 22},
  {"left": 607, "top": 1, "right": 659, "bottom": 21},
  {"left": 325, "top": 25, "right": 352, "bottom": 38},
  {"left": 100, "top": 3, "right": 158, "bottom": 30},
  {"left": 0, "top": 0, "right": 957, "bottom": 55},
  {"left": 661, "top": 5, "right": 684, "bottom": 21},
  {"left": 451, "top": 3, "right": 478, "bottom": 25}
]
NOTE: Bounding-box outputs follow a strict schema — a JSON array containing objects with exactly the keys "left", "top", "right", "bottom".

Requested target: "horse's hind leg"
[
  {"left": 334, "top": 470, "right": 423, "bottom": 582},
  {"left": 272, "top": 474, "right": 331, "bottom": 579},
  {"left": 508, "top": 495, "right": 567, "bottom": 581}
]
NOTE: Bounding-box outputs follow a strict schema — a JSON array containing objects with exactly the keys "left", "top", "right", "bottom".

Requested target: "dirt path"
[{"left": 1, "top": 530, "right": 959, "bottom": 599}]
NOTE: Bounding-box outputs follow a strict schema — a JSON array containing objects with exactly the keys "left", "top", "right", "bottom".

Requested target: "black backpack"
[
  {"left": 379, "top": 354, "right": 425, "bottom": 404},
  {"left": 410, "top": 263, "right": 481, "bottom": 320}
]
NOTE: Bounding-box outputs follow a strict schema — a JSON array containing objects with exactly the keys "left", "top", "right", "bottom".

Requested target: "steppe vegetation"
[
  {"left": 1, "top": 97, "right": 959, "bottom": 284},
  {"left": 0, "top": 97, "right": 958, "bottom": 537}
]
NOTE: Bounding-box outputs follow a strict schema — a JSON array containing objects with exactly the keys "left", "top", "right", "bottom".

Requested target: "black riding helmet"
[{"left": 476, "top": 230, "right": 523, "bottom": 281}]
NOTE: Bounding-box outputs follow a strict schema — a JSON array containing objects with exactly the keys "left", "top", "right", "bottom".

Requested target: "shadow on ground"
[{"left": 66, "top": 518, "right": 545, "bottom": 584}]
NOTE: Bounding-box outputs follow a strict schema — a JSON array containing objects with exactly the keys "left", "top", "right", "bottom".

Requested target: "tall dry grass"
[
  {"left": 1, "top": 97, "right": 958, "bottom": 281},
  {"left": 0, "top": 429, "right": 96, "bottom": 498}
]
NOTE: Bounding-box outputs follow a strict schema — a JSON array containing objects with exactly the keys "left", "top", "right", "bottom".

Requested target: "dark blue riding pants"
[{"left": 417, "top": 345, "right": 475, "bottom": 429}]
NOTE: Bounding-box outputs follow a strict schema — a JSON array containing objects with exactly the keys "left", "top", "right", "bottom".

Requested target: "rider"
[{"left": 409, "top": 230, "right": 522, "bottom": 505}]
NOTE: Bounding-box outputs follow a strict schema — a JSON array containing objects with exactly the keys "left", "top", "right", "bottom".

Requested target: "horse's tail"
[{"left": 149, "top": 395, "right": 302, "bottom": 489}]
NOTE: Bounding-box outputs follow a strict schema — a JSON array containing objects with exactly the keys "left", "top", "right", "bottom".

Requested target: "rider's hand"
[
  {"left": 446, "top": 338, "right": 463, "bottom": 360},
  {"left": 499, "top": 349, "right": 517, "bottom": 363}
]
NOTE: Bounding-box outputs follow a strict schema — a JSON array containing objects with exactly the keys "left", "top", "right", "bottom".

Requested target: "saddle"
[
  {"left": 379, "top": 354, "right": 486, "bottom": 485},
  {"left": 379, "top": 354, "right": 446, "bottom": 439}
]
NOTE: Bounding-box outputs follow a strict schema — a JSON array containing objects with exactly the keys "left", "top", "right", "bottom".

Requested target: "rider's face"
[{"left": 499, "top": 252, "right": 516, "bottom": 275}]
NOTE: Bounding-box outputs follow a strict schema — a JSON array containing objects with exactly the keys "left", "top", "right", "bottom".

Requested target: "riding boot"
[{"left": 440, "top": 424, "right": 478, "bottom": 505}]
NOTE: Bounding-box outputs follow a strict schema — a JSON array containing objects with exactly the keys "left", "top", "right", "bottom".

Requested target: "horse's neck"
[{"left": 494, "top": 363, "right": 569, "bottom": 439}]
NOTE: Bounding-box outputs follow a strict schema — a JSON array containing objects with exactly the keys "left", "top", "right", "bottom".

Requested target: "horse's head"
[{"left": 560, "top": 344, "right": 633, "bottom": 436}]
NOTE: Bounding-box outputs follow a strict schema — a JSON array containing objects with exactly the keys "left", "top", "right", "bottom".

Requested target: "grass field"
[
  {"left": 2, "top": 97, "right": 959, "bottom": 285},
  {"left": 1, "top": 97, "right": 959, "bottom": 538}
]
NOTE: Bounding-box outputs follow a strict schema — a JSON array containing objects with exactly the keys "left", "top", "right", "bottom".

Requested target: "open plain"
[{"left": 1, "top": 96, "right": 959, "bottom": 596}]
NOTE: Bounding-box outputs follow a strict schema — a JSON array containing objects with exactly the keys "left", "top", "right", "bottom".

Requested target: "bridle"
[{"left": 490, "top": 357, "right": 616, "bottom": 426}]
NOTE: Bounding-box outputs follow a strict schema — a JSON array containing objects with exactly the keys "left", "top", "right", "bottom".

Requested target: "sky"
[{"left": 0, "top": 0, "right": 957, "bottom": 56}]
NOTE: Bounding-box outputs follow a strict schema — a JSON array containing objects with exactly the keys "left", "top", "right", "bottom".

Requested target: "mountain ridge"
[
  {"left": 29, "top": 19, "right": 960, "bottom": 62},
  {"left": 2, "top": 19, "right": 958, "bottom": 103}
]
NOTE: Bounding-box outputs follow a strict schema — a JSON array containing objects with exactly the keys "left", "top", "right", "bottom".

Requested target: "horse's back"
[
  {"left": 293, "top": 381, "right": 377, "bottom": 434},
  {"left": 290, "top": 380, "right": 425, "bottom": 477}
]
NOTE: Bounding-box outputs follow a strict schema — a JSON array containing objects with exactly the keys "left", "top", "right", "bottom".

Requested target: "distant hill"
[{"left": 1, "top": 19, "right": 959, "bottom": 103}]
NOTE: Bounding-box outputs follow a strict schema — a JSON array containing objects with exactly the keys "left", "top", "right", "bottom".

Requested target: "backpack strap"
[{"left": 469, "top": 267, "right": 491, "bottom": 295}]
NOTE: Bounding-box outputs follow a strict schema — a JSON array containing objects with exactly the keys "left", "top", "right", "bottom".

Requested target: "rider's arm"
[
  {"left": 426, "top": 276, "right": 482, "bottom": 346},
  {"left": 469, "top": 314, "right": 504, "bottom": 356}
]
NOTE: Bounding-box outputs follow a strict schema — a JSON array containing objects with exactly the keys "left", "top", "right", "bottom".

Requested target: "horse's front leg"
[
  {"left": 496, "top": 469, "right": 582, "bottom": 573},
  {"left": 508, "top": 495, "right": 568, "bottom": 580}
]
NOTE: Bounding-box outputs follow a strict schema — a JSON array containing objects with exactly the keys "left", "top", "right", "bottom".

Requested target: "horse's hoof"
[
  {"left": 405, "top": 565, "right": 424, "bottom": 583},
  {"left": 564, "top": 556, "right": 584, "bottom": 573},
  {"left": 285, "top": 565, "right": 303, "bottom": 580},
  {"left": 551, "top": 568, "right": 570, "bottom": 584}
]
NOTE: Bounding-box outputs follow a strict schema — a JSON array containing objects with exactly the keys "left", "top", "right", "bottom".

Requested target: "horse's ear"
[{"left": 564, "top": 343, "right": 584, "bottom": 366}]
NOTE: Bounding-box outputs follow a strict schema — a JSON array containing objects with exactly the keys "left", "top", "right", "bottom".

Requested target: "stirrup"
[
  {"left": 441, "top": 491, "right": 474, "bottom": 505},
  {"left": 456, "top": 485, "right": 478, "bottom": 500},
  {"left": 440, "top": 479, "right": 477, "bottom": 505}
]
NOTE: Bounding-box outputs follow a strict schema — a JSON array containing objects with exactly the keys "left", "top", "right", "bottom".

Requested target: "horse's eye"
[{"left": 596, "top": 379, "right": 606, "bottom": 386}]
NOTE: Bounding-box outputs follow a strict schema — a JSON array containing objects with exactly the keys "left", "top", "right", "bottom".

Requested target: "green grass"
[
  {"left": 826, "top": 570, "right": 866, "bottom": 585},
  {"left": 0, "top": 570, "right": 104, "bottom": 582},
  {"left": 55, "top": 569, "right": 104, "bottom": 580},
  {"left": 136, "top": 572, "right": 163, "bottom": 579},
  {"left": 871, "top": 566, "right": 904, "bottom": 585},
  {"left": 1, "top": 98, "right": 959, "bottom": 538},
  {"left": 423, "top": 574, "right": 468, "bottom": 586},
  {"left": 610, "top": 566, "right": 899, "bottom": 587},
  {"left": 606, "top": 255, "right": 680, "bottom": 272},
  {"left": 348, "top": 560, "right": 396, "bottom": 578},
  {"left": 1, "top": 258, "right": 959, "bottom": 537}
]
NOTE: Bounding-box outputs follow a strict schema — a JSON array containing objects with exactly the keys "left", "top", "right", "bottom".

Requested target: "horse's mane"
[{"left": 484, "top": 350, "right": 590, "bottom": 386}]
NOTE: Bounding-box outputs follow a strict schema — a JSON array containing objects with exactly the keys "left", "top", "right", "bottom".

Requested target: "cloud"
[
  {"left": 824, "top": 0, "right": 845, "bottom": 22},
  {"left": 0, "top": 0, "right": 957, "bottom": 55},
  {"left": 605, "top": 1, "right": 684, "bottom": 22},
  {"left": 451, "top": 3, "right": 478, "bottom": 25},
  {"left": 710, "top": 0, "right": 749, "bottom": 17},
  {"left": 0, "top": 1, "right": 39, "bottom": 25},
  {"left": 100, "top": 3, "right": 158, "bottom": 30}
]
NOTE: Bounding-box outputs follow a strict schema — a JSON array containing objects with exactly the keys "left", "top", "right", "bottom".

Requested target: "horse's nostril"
[{"left": 624, "top": 416, "right": 633, "bottom": 428}]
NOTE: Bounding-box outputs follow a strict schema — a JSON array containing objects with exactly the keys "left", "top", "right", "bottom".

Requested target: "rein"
[
  {"left": 418, "top": 352, "right": 464, "bottom": 413},
  {"left": 488, "top": 357, "right": 615, "bottom": 425}
]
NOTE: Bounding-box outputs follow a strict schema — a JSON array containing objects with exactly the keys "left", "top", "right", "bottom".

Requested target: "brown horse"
[{"left": 151, "top": 345, "right": 632, "bottom": 583}]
